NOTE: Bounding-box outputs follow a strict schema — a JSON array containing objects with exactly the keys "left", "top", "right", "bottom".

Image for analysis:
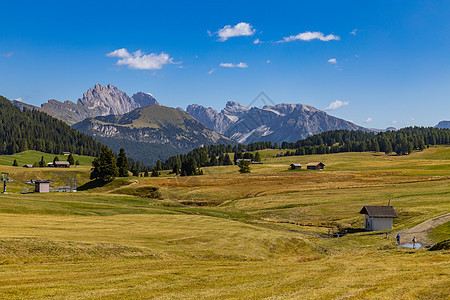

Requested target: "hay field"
[{"left": 0, "top": 147, "right": 449, "bottom": 299}]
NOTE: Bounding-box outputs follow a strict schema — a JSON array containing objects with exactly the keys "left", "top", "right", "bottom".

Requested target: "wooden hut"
[
  {"left": 290, "top": 163, "right": 302, "bottom": 170},
  {"left": 306, "top": 162, "right": 325, "bottom": 170},
  {"left": 359, "top": 206, "right": 398, "bottom": 231}
]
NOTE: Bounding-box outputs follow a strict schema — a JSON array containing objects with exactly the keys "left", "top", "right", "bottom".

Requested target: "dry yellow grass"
[{"left": 0, "top": 147, "right": 449, "bottom": 298}]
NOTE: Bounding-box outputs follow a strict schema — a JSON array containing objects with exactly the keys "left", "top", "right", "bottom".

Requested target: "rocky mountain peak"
[
  {"left": 223, "top": 101, "right": 249, "bottom": 114},
  {"left": 132, "top": 92, "right": 160, "bottom": 107}
]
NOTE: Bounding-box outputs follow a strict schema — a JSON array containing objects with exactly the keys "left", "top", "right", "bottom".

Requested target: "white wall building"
[{"left": 359, "top": 206, "right": 398, "bottom": 231}]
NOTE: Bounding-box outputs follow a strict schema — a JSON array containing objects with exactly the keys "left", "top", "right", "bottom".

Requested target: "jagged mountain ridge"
[
  {"left": 187, "top": 101, "right": 370, "bottom": 143},
  {"left": 21, "top": 84, "right": 160, "bottom": 125},
  {"left": 73, "top": 105, "right": 234, "bottom": 165}
]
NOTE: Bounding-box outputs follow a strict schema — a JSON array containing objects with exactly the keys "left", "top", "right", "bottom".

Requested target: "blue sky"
[{"left": 1, "top": 0, "right": 449, "bottom": 129}]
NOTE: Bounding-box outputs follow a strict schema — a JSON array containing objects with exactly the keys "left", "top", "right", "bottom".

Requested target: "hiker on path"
[
  {"left": 396, "top": 234, "right": 400, "bottom": 246},
  {"left": 412, "top": 236, "right": 417, "bottom": 249}
]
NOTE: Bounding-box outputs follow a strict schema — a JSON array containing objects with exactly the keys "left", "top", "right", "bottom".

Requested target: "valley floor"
[{"left": 0, "top": 147, "right": 449, "bottom": 299}]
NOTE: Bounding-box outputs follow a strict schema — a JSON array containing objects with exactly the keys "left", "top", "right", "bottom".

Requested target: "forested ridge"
[
  {"left": 161, "top": 127, "right": 450, "bottom": 171},
  {"left": 0, "top": 95, "right": 103, "bottom": 156}
]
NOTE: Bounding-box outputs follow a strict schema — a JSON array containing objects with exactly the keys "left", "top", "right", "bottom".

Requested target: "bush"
[{"left": 429, "top": 239, "right": 450, "bottom": 251}]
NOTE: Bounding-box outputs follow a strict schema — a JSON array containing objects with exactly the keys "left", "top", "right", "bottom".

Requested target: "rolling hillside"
[
  {"left": 0, "top": 147, "right": 448, "bottom": 298},
  {"left": 73, "top": 105, "right": 234, "bottom": 165}
]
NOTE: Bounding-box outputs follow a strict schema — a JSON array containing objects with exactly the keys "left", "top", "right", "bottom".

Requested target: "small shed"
[
  {"left": 23, "top": 164, "right": 34, "bottom": 168},
  {"left": 236, "top": 158, "right": 253, "bottom": 165},
  {"left": 34, "top": 180, "right": 51, "bottom": 193},
  {"left": 62, "top": 152, "right": 71, "bottom": 155},
  {"left": 53, "top": 161, "right": 70, "bottom": 168},
  {"left": 290, "top": 163, "right": 302, "bottom": 170},
  {"left": 359, "top": 206, "right": 398, "bottom": 231},
  {"left": 306, "top": 162, "right": 325, "bottom": 170}
]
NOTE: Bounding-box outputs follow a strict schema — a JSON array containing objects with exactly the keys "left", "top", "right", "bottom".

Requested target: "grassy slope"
[
  {"left": 0, "top": 150, "right": 94, "bottom": 166},
  {"left": 0, "top": 147, "right": 449, "bottom": 298}
]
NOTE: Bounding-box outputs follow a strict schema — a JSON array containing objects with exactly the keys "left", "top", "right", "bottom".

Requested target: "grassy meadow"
[{"left": 0, "top": 147, "right": 449, "bottom": 299}]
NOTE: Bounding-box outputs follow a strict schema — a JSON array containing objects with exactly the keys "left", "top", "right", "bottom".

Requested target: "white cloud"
[
  {"left": 280, "top": 31, "right": 340, "bottom": 43},
  {"left": 106, "top": 48, "right": 174, "bottom": 70},
  {"left": 266, "top": 60, "right": 271, "bottom": 64},
  {"left": 350, "top": 29, "right": 357, "bottom": 36},
  {"left": 220, "top": 62, "right": 248, "bottom": 68},
  {"left": 391, "top": 120, "right": 398, "bottom": 124},
  {"left": 364, "top": 117, "right": 373, "bottom": 123},
  {"left": 208, "top": 68, "right": 215, "bottom": 75},
  {"left": 0, "top": 52, "right": 14, "bottom": 57},
  {"left": 253, "top": 38, "right": 261, "bottom": 44},
  {"left": 217, "top": 22, "right": 255, "bottom": 41},
  {"left": 328, "top": 58, "right": 337, "bottom": 64},
  {"left": 325, "top": 100, "right": 349, "bottom": 110}
]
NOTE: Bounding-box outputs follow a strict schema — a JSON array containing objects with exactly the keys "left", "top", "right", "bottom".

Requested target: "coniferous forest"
[
  {"left": 0, "top": 95, "right": 103, "bottom": 156},
  {"left": 161, "top": 127, "right": 450, "bottom": 172}
]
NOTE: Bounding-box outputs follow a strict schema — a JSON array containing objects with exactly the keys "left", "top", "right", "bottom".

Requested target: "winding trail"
[{"left": 395, "top": 213, "right": 450, "bottom": 247}]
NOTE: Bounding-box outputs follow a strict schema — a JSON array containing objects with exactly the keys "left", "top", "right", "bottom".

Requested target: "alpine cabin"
[
  {"left": 306, "top": 162, "right": 325, "bottom": 170},
  {"left": 359, "top": 206, "right": 398, "bottom": 231}
]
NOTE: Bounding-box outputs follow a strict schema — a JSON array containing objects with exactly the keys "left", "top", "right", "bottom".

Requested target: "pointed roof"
[{"left": 359, "top": 206, "right": 398, "bottom": 218}]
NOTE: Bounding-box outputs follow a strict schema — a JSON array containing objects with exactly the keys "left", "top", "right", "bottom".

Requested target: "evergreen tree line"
[
  {"left": 159, "top": 127, "right": 450, "bottom": 173},
  {"left": 0, "top": 96, "right": 103, "bottom": 156},
  {"left": 277, "top": 127, "right": 449, "bottom": 156}
]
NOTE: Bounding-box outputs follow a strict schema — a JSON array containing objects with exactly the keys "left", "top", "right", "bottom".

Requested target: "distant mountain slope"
[
  {"left": 187, "top": 101, "right": 370, "bottom": 143},
  {"left": 73, "top": 105, "right": 234, "bottom": 165},
  {"left": 10, "top": 100, "right": 41, "bottom": 111},
  {"left": 0, "top": 95, "right": 102, "bottom": 156},
  {"left": 11, "top": 84, "right": 161, "bottom": 125},
  {"left": 436, "top": 121, "right": 450, "bottom": 129}
]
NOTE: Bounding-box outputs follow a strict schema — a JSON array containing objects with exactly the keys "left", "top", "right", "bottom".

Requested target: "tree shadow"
[
  {"left": 345, "top": 228, "right": 366, "bottom": 234},
  {"left": 77, "top": 179, "right": 109, "bottom": 191}
]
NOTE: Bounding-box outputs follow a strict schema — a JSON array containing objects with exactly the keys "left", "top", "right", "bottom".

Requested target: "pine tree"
[
  {"left": 132, "top": 168, "right": 139, "bottom": 177},
  {"left": 223, "top": 154, "right": 233, "bottom": 165},
  {"left": 209, "top": 155, "right": 218, "bottom": 166},
  {"left": 67, "top": 154, "right": 75, "bottom": 165},
  {"left": 39, "top": 156, "right": 46, "bottom": 167},
  {"left": 254, "top": 152, "right": 261, "bottom": 162},
  {"left": 12, "top": 159, "right": 18, "bottom": 167},
  {"left": 181, "top": 157, "right": 201, "bottom": 176},
  {"left": 151, "top": 169, "right": 159, "bottom": 177},
  {"left": 156, "top": 160, "right": 162, "bottom": 171},
  {"left": 75, "top": 160, "right": 80, "bottom": 166},
  {"left": 90, "top": 146, "right": 118, "bottom": 182},
  {"left": 144, "top": 170, "right": 149, "bottom": 177},
  {"left": 238, "top": 160, "right": 251, "bottom": 173},
  {"left": 385, "top": 141, "right": 393, "bottom": 155},
  {"left": 117, "top": 148, "right": 129, "bottom": 177}
]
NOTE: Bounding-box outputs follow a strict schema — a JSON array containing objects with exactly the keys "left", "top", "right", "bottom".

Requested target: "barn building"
[
  {"left": 359, "top": 206, "right": 398, "bottom": 231},
  {"left": 306, "top": 162, "right": 325, "bottom": 170},
  {"left": 52, "top": 161, "right": 70, "bottom": 168},
  {"left": 290, "top": 163, "right": 302, "bottom": 170}
]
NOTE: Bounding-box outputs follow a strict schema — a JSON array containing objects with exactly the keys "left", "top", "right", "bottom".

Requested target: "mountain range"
[
  {"left": 73, "top": 104, "right": 233, "bottom": 164},
  {"left": 11, "top": 83, "right": 447, "bottom": 164},
  {"left": 187, "top": 101, "right": 370, "bottom": 143},
  {"left": 15, "top": 84, "right": 160, "bottom": 124}
]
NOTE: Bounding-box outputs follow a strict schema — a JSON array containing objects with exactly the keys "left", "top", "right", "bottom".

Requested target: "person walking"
[
  {"left": 396, "top": 234, "right": 400, "bottom": 246},
  {"left": 412, "top": 236, "right": 417, "bottom": 249}
]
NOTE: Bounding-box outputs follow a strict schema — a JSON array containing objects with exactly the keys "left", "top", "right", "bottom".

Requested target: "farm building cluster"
[
  {"left": 289, "top": 162, "right": 325, "bottom": 170},
  {"left": 21, "top": 152, "right": 74, "bottom": 168}
]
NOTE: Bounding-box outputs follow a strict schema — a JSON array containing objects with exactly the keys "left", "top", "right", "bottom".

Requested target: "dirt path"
[{"left": 395, "top": 213, "right": 450, "bottom": 248}]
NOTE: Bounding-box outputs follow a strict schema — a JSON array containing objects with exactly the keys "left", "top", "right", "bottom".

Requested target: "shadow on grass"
[
  {"left": 345, "top": 228, "right": 366, "bottom": 234},
  {"left": 77, "top": 179, "right": 110, "bottom": 191}
]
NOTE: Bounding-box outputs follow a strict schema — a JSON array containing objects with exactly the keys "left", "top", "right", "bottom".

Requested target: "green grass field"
[{"left": 0, "top": 147, "right": 449, "bottom": 298}]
